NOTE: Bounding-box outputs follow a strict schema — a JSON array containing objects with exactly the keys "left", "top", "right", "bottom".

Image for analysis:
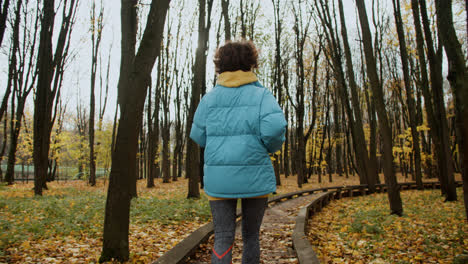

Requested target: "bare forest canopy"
[
  {"left": 0, "top": 0, "right": 465, "bottom": 179},
  {"left": 0, "top": 0, "right": 465, "bottom": 190}
]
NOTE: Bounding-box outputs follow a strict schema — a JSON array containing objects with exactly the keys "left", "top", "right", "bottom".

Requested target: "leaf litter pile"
[{"left": 307, "top": 188, "right": 467, "bottom": 264}]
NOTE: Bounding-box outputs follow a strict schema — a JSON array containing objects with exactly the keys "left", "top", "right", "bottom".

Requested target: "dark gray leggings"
[{"left": 209, "top": 198, "right": 268, "bottom": 264}]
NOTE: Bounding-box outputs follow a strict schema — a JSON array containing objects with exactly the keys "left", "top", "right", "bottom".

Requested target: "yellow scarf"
[{"left": 217, "top": 70, "right": 258, "bottom": 87}]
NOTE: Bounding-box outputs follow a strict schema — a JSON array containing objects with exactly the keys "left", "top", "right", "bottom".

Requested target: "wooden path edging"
[
  {"left": 154, "top": 222, "right": 214, "bottom": 264},
  {"left": 291, "top": 180, "right": 463, "bottom": 264},
  {"left": 152, "top": 187, "right": 323, "bottom": 264},
  {"left": 153, "top": 181, "right": 461, "bottom": 264},
  {"left": 292, "top": 191, "right": 332, "bottom": 264}
]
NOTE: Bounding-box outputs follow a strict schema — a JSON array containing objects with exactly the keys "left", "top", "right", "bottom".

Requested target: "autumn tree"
[
  {"left": 76, "top": 101, "right": 89, "bottom": 176},
  {"left": 0, "top": 0, "right": 11, "bottom": 125},
  {"left": 0, "top": 0, "right": 9, "bottom": 47},
  {"left": 417, "top": 0, "right": 457, "bottom": 201},
  {"left": 146, "top": 70, "right": 156, "bottom": 188},
  {"left": 89, "top": 0, "right": 104, "bottom": 186},
  {"left": 409, "top": 0, "right": 436, "bottom": 179},
  {"left": 355, "top": 0, "right": 403, "bottom": 215},
  {"left": 337, "top": 0, "right": 377, "bottom": 190},
  {"left": 239, "top": 0, "right": 260, "bottom": 40},
  {"left": 186, "top": 0, "right": 214, "bottom": 198},
  {"left": 146, "top": 52, "right": 163, "bottom": 188},
  {"left": 271, "top": 0, "right": 289, "bottom": 180},
  {"left": 313, "top": 0, "right": 377, "bottom": 191},
  {"left": 161, "top": 18, "right": 173, "bottom": 184},
  {"left": 4, "top": 0, "right": 23, "bottom": 184},
  {"left": 48, "top": 101, "right": 67, "bottom": 181},
  {"left": 391, "top": 0, "right": 423, "bottom": 189},
  {"left": 289, "top": 0, "right": 315, "bottom": 188},
  {"left": 171, "top": 11, "right": 185, "bottom": 182},
  {"left": 16, "top": 115, "right": 33, "bottom": 179},
  {"left": 434, "top": 0, "right": 468, "bottom": 217},
  {"left": 33, "top": 0, "right": 79, "bottom": 195},
  {"left": 100, "top": 0, "right": 170, "bottom": 261},
  {"left": 221, "top": 0, "right": 231, "bottom": 41}
]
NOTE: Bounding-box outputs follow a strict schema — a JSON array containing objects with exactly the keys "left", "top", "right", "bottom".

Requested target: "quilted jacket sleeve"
[
  {"left": 259, "top": 89, "right": 287, "bottom": 153},
  {"left": 190, "top": 97, "right": 207, "bottom": 147}
]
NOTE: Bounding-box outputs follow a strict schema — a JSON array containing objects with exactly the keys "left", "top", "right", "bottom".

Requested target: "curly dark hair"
[{"left": 213, "top": 40, "right": 259, "bottom": 74}]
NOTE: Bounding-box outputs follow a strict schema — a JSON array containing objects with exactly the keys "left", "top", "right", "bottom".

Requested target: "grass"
[
  {"left": 308, "top": 188, "right": 467, "bottom": 264},
  {"left": 0, "top": 179, "right": 211, "bottom": 263},
  {"left": 0, "top": 190, "right": 105, "bottom": 248}
]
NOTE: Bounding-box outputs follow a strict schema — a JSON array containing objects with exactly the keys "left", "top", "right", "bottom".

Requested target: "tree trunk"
[
  {"left": 221, "top": 0, "right": 231, "bottom": 41},
  {"left": 239, "top": 0, "right": 246, "bottom": 38},
  {"left": 411, "top": 0, "right": 435, "bottom": 180},
  {"left": 337, "top": 0, "right": 377, "bottom": 191},
  {"left": 392, "top": 0, "right": 423, "bottom": 189},
  {"left": 315, "top": 0, "right": 375, "bottom": 190},
  {"left": 172, "top": 138, "right": 179, "bottom": 181},
  {"left": 291, "top": 1, "right": 312, "bottom": 188},
  {"left": 363, "top": 71, "right": 380, "bottom": 184},
  {"left": 186, "top": 0, "right": 213, "bottom": 199},
  {"left": 161, "top": 121, "right": 171, "bottom": 183},
  {"left": 0, "top": 118, "right": 7, "bottom": 181},
  {"left": 273, "top": 154, "right": 281, "bottom": 185},
  {"left": 0, "top": 0, "right": 10, "bottom": 47},
  {"left": 172, "top": 24, "right": 183, "bottom": 182},
  {"left": 146, "top": 78, "right": 155, "bottom": 188},
  {"left": 89, "top": 1, "right": 103, "bottom": 187},
  {"left": 149, "top": 58, "right": 162, "bottom": 185},
  {"left": 4, "top": 0, "right": 21, "bottom": 185},
  {"left": 100, "top": 0, "right": 169, "bottom": 261},
  {"left": 419, "top": 0, "right": 457, "bottom": 201},
  {"left": 161, "top": 23, "right": 172, "bottom": 184},
  {"left": 355, "top": 0, "right": 403, "bottom": 215},
  {"left": 34, "top": 0, "right": 55, "bottom": 195},
  {"left": 34, "top": 0, "right": 78, "bottom": 195},
  {"left": 435, "top": 0, "right": 467, "bottom": 215},
  {"left": 272, "top": 0, "right": 284, "bottom": 181},
  {"left": 333, "top": 94, "right": 343, "bottom": 176}
]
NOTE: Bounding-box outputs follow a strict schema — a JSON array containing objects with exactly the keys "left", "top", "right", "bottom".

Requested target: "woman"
[{"left": 190, "top": 40, "right": 286, "bottom": 264}]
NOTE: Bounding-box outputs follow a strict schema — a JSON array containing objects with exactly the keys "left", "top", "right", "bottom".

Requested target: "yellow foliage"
[
  {"left": 320, "top": 160, "right": 328, "bottom": 167},
  {"left": 393, "top": 146, "right": 403, "bottom": 154},
  {"left": 417, "top": 124, "right": 430, "bottom": 132}
]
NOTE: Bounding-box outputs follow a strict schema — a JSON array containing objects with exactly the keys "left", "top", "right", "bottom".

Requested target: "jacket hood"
[{"left": 217, "top": 70, "right": 258, "bottom": 87}]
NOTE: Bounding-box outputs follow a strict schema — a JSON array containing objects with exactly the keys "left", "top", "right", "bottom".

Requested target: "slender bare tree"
[
  {"left": 34, "top": 0, "right": 79, "bottom": 195},
  {"left": 355, "top": 0, "right": 403, "bottom": 215},
  {"left": 186, "top": 0, "right": 214, "bottom": 198},
  {"left": 0, "top": 0, "right": 10, "bottom": 47},
  {"left": 391, "top": 0, "right": 423, "bottom": 189},
  {"left": 100, "top": 0, "right": 170, "bottom": 261},
  {"left": 89, "top": 0, "right": 104, "bottom": 186},
  {"left": 221, "top": 0, "right": 231, "bottom": 41},
  {"left": 418, "top": 0, "right": 457, "bottom": 201},
  {"left": 435, "top": 0, "right": 468, "bottom": 217},
  {"left": 5, "top": 0, "right": 39, "bottom": 185}
]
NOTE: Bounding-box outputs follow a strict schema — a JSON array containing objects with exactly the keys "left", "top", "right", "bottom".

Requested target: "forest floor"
[
  {"left": 307, "top": 188, "right": 467, "bottom": 264},
  {"left": 0, "top": 173, "right": 463, "bottom": 263}
]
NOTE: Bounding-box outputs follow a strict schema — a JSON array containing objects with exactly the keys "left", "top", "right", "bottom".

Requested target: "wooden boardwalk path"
[
  {"left": 187, "top": 194, "right": 319, "bottom": 263},
  {"left": 154, "top": 181, "right": 457, "bottom": 264}
]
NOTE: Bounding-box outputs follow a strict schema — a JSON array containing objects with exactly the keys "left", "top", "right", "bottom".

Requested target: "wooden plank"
[
  {"left": 153, "top": 222, "right": 214, "bottom": 264},
  {"left": 292, "top": 192, "right": 331, "bottom": 264}
]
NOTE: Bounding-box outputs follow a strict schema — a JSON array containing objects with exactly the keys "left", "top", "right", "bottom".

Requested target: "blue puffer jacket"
[{"left": 190, "top": 70, "right": 287, "bottom": 198}]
